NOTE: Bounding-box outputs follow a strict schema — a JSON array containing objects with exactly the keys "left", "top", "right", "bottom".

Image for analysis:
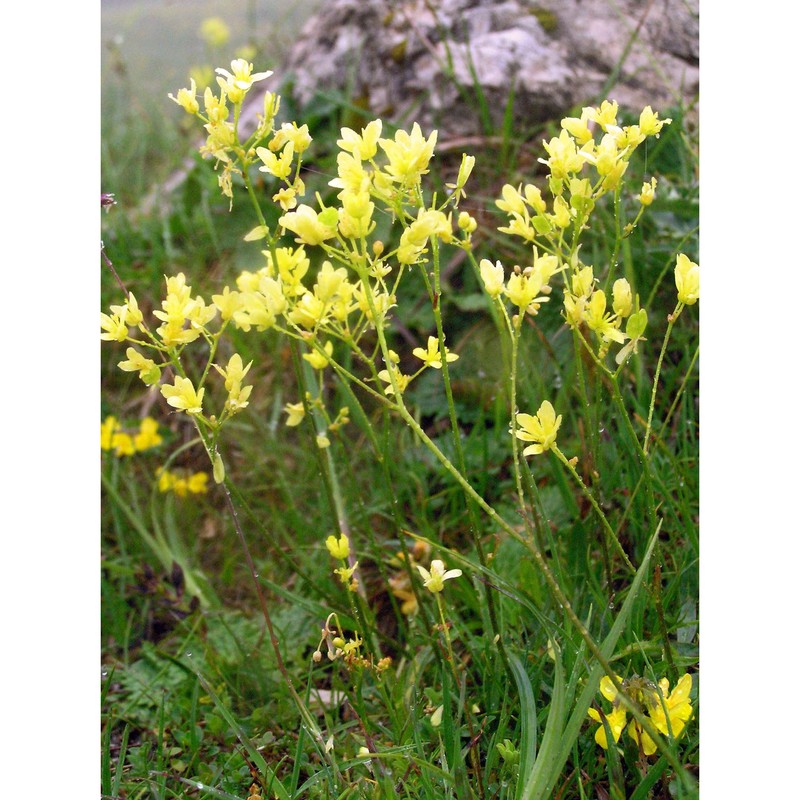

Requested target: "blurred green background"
[{"left": 101, "top": 0, "right": 320, "bottom": 100}]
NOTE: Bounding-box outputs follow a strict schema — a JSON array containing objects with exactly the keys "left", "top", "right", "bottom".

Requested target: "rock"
[{"left": 243, "top": 0, "right": 698, "bottom": 141}]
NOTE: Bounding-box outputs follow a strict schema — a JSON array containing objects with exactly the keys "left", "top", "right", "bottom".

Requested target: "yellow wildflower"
[
  {"left": 326, "top": 533, "right": 350, "bottom": 560},
  {"left": 416, "top": 559, "right": 462, "bottom": 593},
  {"left": 133, "top": 417, "right": 163, "bottom": 451},
  {"left": 674, "top": 254, "right": 699, "bottom": 305},
  {"left": 412, "top": 336, "right": 459, "bottom": 369},
  {"left": 513, "top": 401, "right": 561, "bottom": 456},
  {"left": 161, "top": 376, "right": 204, "bottom": 415}
]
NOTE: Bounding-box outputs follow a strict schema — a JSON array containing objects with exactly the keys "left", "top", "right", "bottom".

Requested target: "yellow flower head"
[{"left": 513, "top": 401, "right": 561, "bottom": 456}]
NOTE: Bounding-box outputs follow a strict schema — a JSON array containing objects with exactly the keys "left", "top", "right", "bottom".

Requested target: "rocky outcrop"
[{"left": 244, "top": 0, "right": 698, "bottom": 140}]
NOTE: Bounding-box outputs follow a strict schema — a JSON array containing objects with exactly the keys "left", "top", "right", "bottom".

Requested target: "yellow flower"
[
  {"left": 412, "top": 336, "right": 459, "bottom": 369},
  {"left": 186, "top": 472, "right": 209, "bottom": 495},
  {"left": 200, "top": 17, "right": 230, "bottom": 48},
  {"left": 112, "top": 432, "right": 136, "bottom": 456},
  {"left": 304, "top": 341, "right": 334, "bottom": 370},
  {"left": 379, "top": 122, "right": 438, "bottom": 185},
  {"left": 284, "top": 401, "right": 305, "bottom": 427},
  {"left": 158, "top": 468, "right": 208, "bottom": 497},
  {"left": 168, "top": 78, "right": 199, "bottom": 115},
  {"left": 611, "top": 279, "right": 633, "bottom": 318},
  {"left": 133, "top": 417, "right": 163, "bottom": 451},
  {"left": 161, "top": 376, "right": 204, "bottom": 415},
  {"left": 416, "top": 559, "right": 462, "bottom": 593},
  {"left": 674, "top": 253, "right": 699, "bottom": 305},
  {"left": 587, "top": 705, "right": 628, "bottom": 749},
  {"left": 639, "top": 177, "right": 657, "bottom": 206},
  {"left": 118, "top": 347, "right": 161, "bottom": 386},
  {"left": 279, "top": 204, "right": 338, "bottom": 246},
  {"left": 479, "top": 259, "right": 505, "bottom": 298},
  {"left": 326, "top": 533, "right": 350, "bottom": 560},
  {"left": 100, "top": 416, "right": 118, "bottom": 451},
  {"left": 649, "top": 674, "right": 693, "bottom": 740},
  {"left": 215, "top": 58, "right": 272, "bottom": 103},
  {"left": 337, "top": 119, "right": 383, "bottom": 161},
  {"left": 639, "top": 106, "right": 672, "bottom": 137},
  {"left": 587, "top": 672, "right": 693, "bottom": 757},
  {"left": 100, "top": 311, "right": 129, "bottom": 342},
  {"left": 513, "top": 401, "right": 561, "bottom": 456}
]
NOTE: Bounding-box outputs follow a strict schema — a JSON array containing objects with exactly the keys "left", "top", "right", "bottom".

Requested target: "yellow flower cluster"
[
  {"left": 563, "top": 266, "right": 648, "bottom": 364},
  {"left": 588, "top": 673, "right": 693, "bottom": 756},
  {"left": 101, "top": 416, "right": 163, "bottom": 456},
  {"left": 156, "top": 467, "right": 209, "bottom": 498},
  {"left": 479, "top": 247, "right": 559, "bottom": 317},
  {"left": 494, "top": 101, "right": 669, "bottom": 245}
]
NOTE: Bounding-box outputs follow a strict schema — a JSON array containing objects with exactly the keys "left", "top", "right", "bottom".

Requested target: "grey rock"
[{"left": 243, "top": 0, "right": 698, "bottom": 141}]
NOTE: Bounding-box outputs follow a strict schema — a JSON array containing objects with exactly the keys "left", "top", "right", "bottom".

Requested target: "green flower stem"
[
  {"left": 658, "top": 342, "right": 699, "bottom": 441},
  {"left": 573, "top": 326, "right": 658, "bottom": 533},
  {"left": 551, "top": 445, "right": 636, "bottom": 574},
  {"left": 652, "top": 555, "right": 678, "bottom": 683},
  {"left": 427, "top": 241, "right": 510, "bottom": 671},
  {"left": 507, "top": 310, "right": 529, "bottom": 517},
  {"left": 644, "top": 305, "right": 682, "bottom": 455},
  {"left": 216, "top": 472, "right": 324, "bottom": 747}
]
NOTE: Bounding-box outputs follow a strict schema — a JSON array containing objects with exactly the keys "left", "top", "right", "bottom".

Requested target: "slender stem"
[
  {"left": 551, "top": 445, "right": 636, "bottom": 574},
  {"left": 644, "top": 305, "right": 682, "bottom": 454}
]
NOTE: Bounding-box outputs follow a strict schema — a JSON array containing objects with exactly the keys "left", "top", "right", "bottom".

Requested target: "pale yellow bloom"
[
  {"left": 379, "top": 123, "right": 438, "bottom": 185},
  {"left": 337, "top": 119, "right": 383, "bottom": 161},
  {"left": 279, "top": 204, "right": 338, "bottom": 246},
  {"left": 284, "top": 401, "right": 305, "bottom": 427},
  {"left": 513, "top": 401, "right": 562, "bottom": 456},
  {"left": 200, "top": 17, "right": 230, "bottom": 48},
  {"left": 479, "top": 259, "right": 505, "bottom": 298},
  {"left": 133, "top": 417, "right": 163, "bottom": 451},
  {"left": 161, "top": 376, "right": 204, "bottom": 415},
  {"left": 412, "top": 336, "right": 459, "bottom": 369},
  {"left": 304, "top": 341, "right": 334, "bottom": 370},
  {"left": 168, "top": 78, "right": 199, "bottom": 115},
  {"left": 639, "top": 177, "right": 657, "bottom": 206},
  {"left": 118, "top": 347, "right": 161, "bottom": 386},
  {"left": 416, "top": 559, "right": 462, "bottom": 593},
  {"left": 674, "top": 254, "right": 699, "bottom": 305},
  {"left": 612, "top": 279, "right": 633, "bottom": 317}
]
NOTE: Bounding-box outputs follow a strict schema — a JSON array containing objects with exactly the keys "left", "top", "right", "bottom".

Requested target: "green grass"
[{"left": 101, "top": 19, "right": 699, "bottom": 799}]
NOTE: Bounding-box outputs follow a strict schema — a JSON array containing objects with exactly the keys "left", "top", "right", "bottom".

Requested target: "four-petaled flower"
[
  {"left": 513, "top": 401, "right": 562, "bottom": 455},
  {"left": 416, "top": 559, "right": 462, "bottom": 593},
  {"left": 413, "top": 336, "right": 459, "bottom": 369}
]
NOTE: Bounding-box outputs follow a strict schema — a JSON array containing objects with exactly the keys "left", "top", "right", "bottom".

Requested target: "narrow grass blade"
[{"left": 518, "top": 646, "right": 565, "bottom": 800}]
